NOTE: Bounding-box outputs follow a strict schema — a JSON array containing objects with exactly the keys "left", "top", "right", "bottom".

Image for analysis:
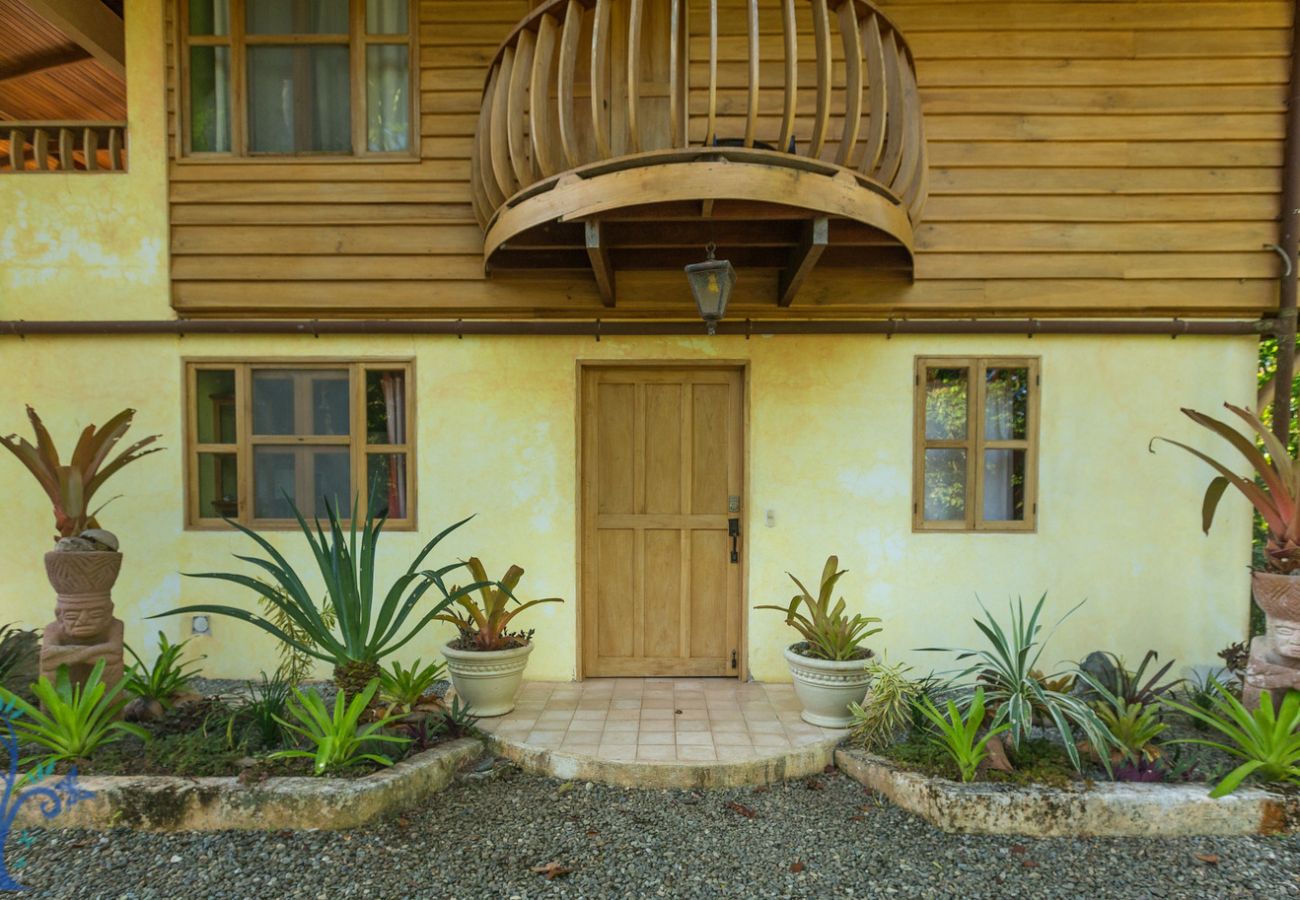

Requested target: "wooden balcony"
[
  {"left": 472, "top": 0, "right": 926, "bottom": 306},
  {"left": 1, "top": 121, "right": 128, "bottom": 172}
]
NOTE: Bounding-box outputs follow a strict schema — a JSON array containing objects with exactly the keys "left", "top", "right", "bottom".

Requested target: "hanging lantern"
[{"left": 684, "top": 242, "right": 735, "bottom": 335}]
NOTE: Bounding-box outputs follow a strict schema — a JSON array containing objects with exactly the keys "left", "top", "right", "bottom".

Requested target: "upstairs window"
[
  {"left": 913, "top": 357, "right": 1040, "bottom": 532},
  {"left": 181, "top": 0, "right": 415, "bottom": 157}
]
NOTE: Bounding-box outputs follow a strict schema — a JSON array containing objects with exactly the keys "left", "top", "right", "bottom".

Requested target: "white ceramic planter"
[
  {"left": 441, "top": 641, "right": 533, "bottom": 717},
  {"left": 783, "top": 644, "right": 872, "bottom": 728}
]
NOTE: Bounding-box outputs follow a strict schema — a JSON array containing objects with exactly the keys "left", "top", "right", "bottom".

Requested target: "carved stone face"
[
  {"left": 1269, "top": 620, "right": 1300, "bottom": 660},
  {"left": 54, "top": 602, "right": 112, "bottom": 643}
]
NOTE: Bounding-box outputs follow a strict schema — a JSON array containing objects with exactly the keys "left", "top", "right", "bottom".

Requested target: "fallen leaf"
[
  {"left": 395, "top": 817, "right": 411, "bottom": 829},
  {"left": 585, "top": 828, "right": 600, "bottom": 837},
  {"left": 726, "top": 801, "right": 757, "bottom": 818},
  {"left": 752, "top": 785, "right": 770, "bottom": 794},
  {"left": 804, "top": 778, "right": 825, "bottom": 791},
  {"left": 555, "top": 782, "right": 575, "bottom": 796},
  {"left": 981, "top": 735, "right": 1015, "bottom": 774},
  {"left": 824, "top": 764, "right": 837, "bottom": 774},
  {"left": 849, "top": 816, "right": 865, "bottom": 822},
  {"left": 532, "top": 862, "right": 572, "bottom": 880},
  {"left": 1021, "top": 860, "right": 1040, "bottom": 869},
  {"left": 1010, "top": 844, "right": 1027, "bottom": 856},
  {"left": 790, "top": 861, "right": 806, "bottom": 874},
  {"left": 1195, "top": 853, "right": 1220, "bottom": 866}
]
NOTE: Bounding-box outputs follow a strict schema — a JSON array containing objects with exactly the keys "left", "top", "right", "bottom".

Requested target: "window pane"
[
  {"left": 198, "top": 452, "right": 239, "bottom": 518},
  {"left": 247, "top": 0, "right": 348, "bottom": 34},
  {"left": 985, "top": 367, "right": 1030, "bottom": 441},
  {"left": 189, "top": 46, "right": 232, "bottom": 152},
  {"left": 924, "top": 367, "right": 968, "bottom": 441},
  {"left": 984, "top": 449, "right": 1027, "bottom": 522},
  {"left": 923, "top": 449, "right": 967, "bottom": 522},
  {"left": 365, "top": 370, "right": 407, "bottom": 443},
  {"left": 366, "top": 45, "right": 410, "bottom": 152},
  {"left": 195, "top": 369, "right": 237, "bottom": 443},
  {"left": 254, "top": 446, "right": 351, "bottom": 519},
  {"left": 367, "top": 453, "right": 408, "bottom": 519},
  {"left": 252, "top": 369, "right": 350, "bottom": 436},
  {"left": 367, "top": 0, "right": 409, "bottom": 34},
  {"left": 189, "top": 0, "right": 231, "bottom": 35},
  {"left": 247, "top": 46, "right": 352, "bottom": 153}
]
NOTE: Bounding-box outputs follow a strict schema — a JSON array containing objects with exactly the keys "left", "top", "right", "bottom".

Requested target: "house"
[{"left": 0, "top": 0, "right": 1283, "bottom": 685}]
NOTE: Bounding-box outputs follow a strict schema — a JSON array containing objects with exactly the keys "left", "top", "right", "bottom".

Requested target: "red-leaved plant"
[
  {"left": 1151, "top": 403, "right": 1300, "bottom": 573},
  {"left": 0, "top": 406, "right": 162, "bottom": 541},
  {"left": 434, "top": 558, "right": 563, "bottom": 651}
]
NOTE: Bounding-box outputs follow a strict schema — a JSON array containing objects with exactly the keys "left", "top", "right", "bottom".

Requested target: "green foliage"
[
  {"left": 914, "top": 687, "right": 1010, "bottom": 783},
  {"left": 270, "top": 679, "right": 411, "bottom": 776},
  {"left": 441, "top": 695, "right": 479, "bottom": 736},
  {"left": 849, "top": 659, "right": 930, "bottom": 751},
  {"left": 923, "top": 594, "right": 1116, "bottom": 773},
  {"left": 755, "top": 556, "right": 882, "bottom": 661},
  {"left": 155, "top": 496, "right": 491, "bottom": 685},
  {"left": 1164, "top": 683, "right": 1300, "bottom": 798},
  {"left": 434, "top": 558, "right": 564, "bottom": 652},
  {"left": 379, "top": 658, "right": 446, "bottom": 711},
  {"left": 0, "top": 624, "right": 40, "bottom": 698},
  {"left": 0, "top": 660, "right": 149, "bottom": 765},
  {"left": 1093, "top": 650, "right": 1182, "bottom": 706},
  {"left": 256, "top": 582, "right": 337, "bottom": 684},
  {"left": 1092, "top": 696, "right": 1166, "bottom": 765},
  {"left": 124, "top": 631, "right": 204, "bottom": 709},
  {"left": 226, "top": 671, "right": 295, "bottom": 750}
]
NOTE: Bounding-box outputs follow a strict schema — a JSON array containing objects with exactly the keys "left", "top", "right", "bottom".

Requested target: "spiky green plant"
[
  {"left": 226, "top": 670, "right": 295, "bottom": 750},
  {"left": 124, "top": 631, "right": 204, "bottom": 710},
  {"left": 1164, "top": 683, "right": 1300, "bottom": 797},
  {"left": 256, "top": 582, "right": 337, "bottom": 684},
  {"left": 0, "top": 406, "right": 162, "bottom": 539},
  {"left": 270, "top": 679, "right": 410, "bottom": 775},
  {"left": 0, "top": 660, "right": 149, "bottom": 765},
  {"left": 849, "top": 659, "right": 928, "bottom": 751},
  {"left": 379, "top": 658, "right": 446, "bottom": 711},
  {"left": 756, "top": 556, "right": 882, "bottom": 661},
  {"left": 1093, "top": 697, "right": 1166, "bottom": 765},
  {"left": 914, "top": 687, "right": 1010, "bottom": 783},
  {"left": 432, "top": 558, "right": 563, "bottom": 652},
  {"left": 923, "top": 594, "right": 1116, "bottom": 773},
  {"left": 153, "top": 496, "right": 491, "bottom": 692}
]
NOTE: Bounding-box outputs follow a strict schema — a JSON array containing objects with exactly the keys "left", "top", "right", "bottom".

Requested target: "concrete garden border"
[
  {"left": 836, "top": 748, "right": 1299, "bottom": 837},
  {"left": 15, "top": 738, "right": 483, "bottom": 832}
]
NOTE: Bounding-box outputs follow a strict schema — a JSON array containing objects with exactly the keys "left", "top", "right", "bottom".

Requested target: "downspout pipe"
[
  {"left": 1273, "top": 0, "right": 1300, "bottom": 444},
  {"left": 0, "top": 318, "right": 1274, "bottom": 338}
]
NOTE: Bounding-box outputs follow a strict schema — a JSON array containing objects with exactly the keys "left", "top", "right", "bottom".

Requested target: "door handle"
[{"left": 728, "top": 518, "right": 740, "bottom": 564}]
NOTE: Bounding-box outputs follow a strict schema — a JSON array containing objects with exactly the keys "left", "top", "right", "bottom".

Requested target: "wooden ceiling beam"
[
  {"left": 778, "top": 216, "right": 829, "bottom": 307},
  {"left": 18, "top": 0, "right": 124, "bottom": 79},
  {"left": 0, "top": 44, "right": 90, "bottom": 83},
  {"left": 585, "top": 219, "right": 616, "bottom": 307}
]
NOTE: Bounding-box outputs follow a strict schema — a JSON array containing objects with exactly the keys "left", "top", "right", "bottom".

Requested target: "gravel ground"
[{"left": 12, "top": 762, "right": 1300, "bottom": 899}]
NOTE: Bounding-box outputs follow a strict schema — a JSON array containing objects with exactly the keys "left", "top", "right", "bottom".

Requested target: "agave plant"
[
  {"left": 432, "top": 558, "right": 564, "bottom": 652},
  {"left": 153, "top": 496, "right": 493, "bottom": 694},
  {"left": 756, "top": 556, "right": 882, "bottom": 662},
  {"left": 1151, "top": 403, "right": 1300, "bottom": 572},
  {"left": 0, "top": 406, "right": 162, "bottom": 540}
]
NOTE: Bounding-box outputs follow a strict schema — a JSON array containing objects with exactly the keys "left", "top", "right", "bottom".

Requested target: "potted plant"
[
  {"left": 433, "top": 558, "right": 563, "bottom": 717},
  {"left": 1152, "top": 403, "right": 1300, "bottom": 710},
  {"left": 757, "top": 555, "right": 882, "bottom": 727}
]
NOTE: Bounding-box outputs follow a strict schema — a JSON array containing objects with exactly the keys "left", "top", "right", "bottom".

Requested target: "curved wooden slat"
[
  {"left": 106, "top": 125, "right": 122, "bottom": 170},
  {"left": 836, "top": 1, "right": 863, "bottom": 167},
  {"left": 808, "top": 0, "right": 832, "bottom": 158},
  {"left": 906, "top": 125, "right": 929, "bottom": 222},
  {"left": 669, "top": 0, "right": 684, "bottom": 147},
  {"left": 705, "top": 0, "right": 718, "bottom": 147},
  {"left": 873, "top": 29, "right": 907, "bottom": 189},
  {"left": 591, "top": 0, "right": 613, "bottom": 160},
  {"left": 627, "top": 0, "right": 644, "bottom": 153},
  {"left": 777, "top": 0, "right": 797, "bottom": 153},
  {"left": 894, "top": 45, "right": 923, "bottom": 212},
  {"left": 744, "top": 0, "right": 760, "bottom": 148},
  {"left": 476, "top": 64, "right": 507, "bottom": 213},
  {"left": 531, "top": 13, "right": 561, "bottom": 178},
  {"left": 508, "top": 29, "right": 537, "bottom": 188},
  {"left": 491, "top": 49, "right": 519, "bottom": 200},
  {"left": 858, "top": 12, "right": 887, "bottom": 176},
  {"left": 557, "top": 0, "right": 583, "bottom": 169}
]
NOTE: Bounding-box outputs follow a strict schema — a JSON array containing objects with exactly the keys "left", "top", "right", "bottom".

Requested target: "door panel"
[{"left": 581, "top": 366, "right": 743, "bottom": 677}]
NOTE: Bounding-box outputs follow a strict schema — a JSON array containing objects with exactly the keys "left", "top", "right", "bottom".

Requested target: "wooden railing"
[
  {"left": 1, "top": 122, "right": 128, "bottom": 173},
  {"left": 472, "top": 0, "right": 927, "bottom": 229}
]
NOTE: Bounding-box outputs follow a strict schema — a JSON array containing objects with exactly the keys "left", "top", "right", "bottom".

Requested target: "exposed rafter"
[
  {"left": 778, "top": 217, "right": 829, "bottom": 307},
  {"left": 585, "top": 220, "right": 617, "bottom": 307},
  {"left": 18, "top": 0, "right": 124, "bottom": 78},
  {"left": 0, "top": 44, "right": 89, "bottom": 82}
]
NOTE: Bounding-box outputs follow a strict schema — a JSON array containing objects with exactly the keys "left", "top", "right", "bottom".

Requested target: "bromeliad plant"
[
  {"left": 849, "top": 659, "right": 935, "bottom": 751},
  {"left": 155, "top": 497, "right": 493, "bottom": 695},
  {"left": 0, "top": 406, "right": 162, "bottom": 540},
  {"left": 270, "top": 679, "right": 411, "bottom": 776},
  {"left": 757, "top": 556, "right": 882, "bottom": 661},
  {"left": 914, "top": 687, "right": 1010, "bottom": 783},
  {"left": 1164, "top": 682, "right": 1300, "bottom": 797},
  {"left": 1151, "top": 403, "right": 1300, "bottom": 572},
  {"left": 923, "top": 594, "right": 1117, "bottom": 773},
  {"left": 0, "top": 660, "right": 148, "bottom": 765},
  {"left": 433, "top": 558, "right": 564, "bottom": 652},
  {"left": 123, "top": 631, "right": 204, "bottom": 717},
  {"left": 379, "top": 658, "right": 446, "bottom": 711}
]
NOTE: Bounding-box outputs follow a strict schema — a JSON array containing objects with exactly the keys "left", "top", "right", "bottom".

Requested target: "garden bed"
[{"left": 835, "top": 746, "right": 1299, "bottom": 837}]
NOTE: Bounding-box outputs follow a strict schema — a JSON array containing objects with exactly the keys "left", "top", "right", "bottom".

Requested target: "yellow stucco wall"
[{"left": 0, "top": 333, "right": 1257, "bottom": 682}]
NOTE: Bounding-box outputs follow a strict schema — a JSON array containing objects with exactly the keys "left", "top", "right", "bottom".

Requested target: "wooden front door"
[{"left": 580, "top": 366, "right": 744, "bottom": 677}]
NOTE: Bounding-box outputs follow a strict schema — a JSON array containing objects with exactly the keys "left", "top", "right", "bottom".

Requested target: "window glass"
[
  {"left": 367, "top": 453, "right": 408, "bottom": 518},
  {"left": 985, "top": 367, "right": 1030, "bottom": 441},
  {"left": 252, "top": 369, "right": 349, "bottom": 435},
  {"left": 247, "top": 0, "right": 348, "bottom": 34},
  {"left": 189, "top": 0, "right": 231, "bottom": 35},
  {"left": 253, "top": 446, "right": 351, "bottom": 519},
  {"left": 197, "top": 452, "right": 239, "bottom": 518},
  {"left": 365, "top": 370, "right": 407, "bottom": 443},
  {"left": 923, "top": 449, "right": 967, "bottom": 521},
  {"left": 367, "top": 0, "right": 409, "bottom": 34},
  {"left": 247, "top": 46, "right": 352, "bottom": 153},
  {"left": 366, "top": 45, "right": 410, "bottom": 152},
  {"left": 984, "top": 449, "right": 1027, "bottom": 522},
  {"left": 195, "top": 369, "right": 236, "bottom": 443},
  {"left": 189, "top": 47, "right": 232, "bottom": 152},
  {"left": 924, "top": 368, "right": 967, "bottom": 441}
]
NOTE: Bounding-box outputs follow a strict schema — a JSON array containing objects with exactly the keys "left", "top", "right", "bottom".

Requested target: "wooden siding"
[{"left": 166, "top": 0, "right": 1291, "bottom": 318}]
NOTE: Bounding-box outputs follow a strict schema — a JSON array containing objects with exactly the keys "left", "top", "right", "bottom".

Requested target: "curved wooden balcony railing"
[
  {"left": 472, "top": 0, "right": 927, "bottom": 305},
  {"left": 1, "top": 122, "right": 128, "bottom": 173}
]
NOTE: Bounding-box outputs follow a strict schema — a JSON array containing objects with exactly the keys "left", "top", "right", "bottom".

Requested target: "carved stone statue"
[
  {"left": 39, "top": 541, "right": 125, "bottom": 691},
  {"left": 1243, "top": 572, "right": 1300, "bottom": 711}
]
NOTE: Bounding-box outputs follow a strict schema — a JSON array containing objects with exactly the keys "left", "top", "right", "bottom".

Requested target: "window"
[
  {"left": 181, "top": 0, "right": 415, "bottom": 157},
  {"left": 913, "top": 357, "right": 1039, "bottom": 532},
  {"left": 185, "top": 361, "right": 415, "bottom": 528}
]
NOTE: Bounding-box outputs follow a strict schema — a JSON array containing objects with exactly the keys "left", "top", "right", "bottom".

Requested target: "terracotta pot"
[
  {"left": 43, "top": 550, "right": 122, "bottom": 598},
  {"left": 783, "top": 643, "right": 873, "bottom": 728},
  {"left": 441, "top": 640, "right": 533, "bottom": 717},
  {"left": 1251, "top": 571, "right": 1300, "bottom": 621}
]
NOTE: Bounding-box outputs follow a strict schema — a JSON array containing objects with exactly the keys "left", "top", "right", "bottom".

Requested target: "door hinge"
[{"left": 730, "top": 650, "right": 738, "bottom": 669}]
